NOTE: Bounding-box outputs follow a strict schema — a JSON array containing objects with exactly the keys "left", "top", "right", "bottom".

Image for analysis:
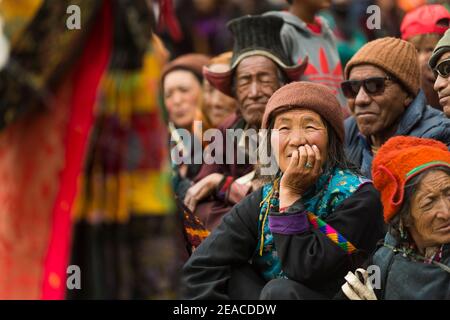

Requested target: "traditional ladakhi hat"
[
  {"left": 372, "top": 136, "right": 450, "bottom": 223},
  {"left": 203, "top": 15, "right": 307, "bottom": 97}
]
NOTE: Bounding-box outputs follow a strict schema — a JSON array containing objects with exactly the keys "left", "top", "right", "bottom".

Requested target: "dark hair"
[
  {"left": 389, "top": 166, "right": 450, "bottom": 242},
  {"left": 261, "top": 105, "right": 358, "bottom": 179}
]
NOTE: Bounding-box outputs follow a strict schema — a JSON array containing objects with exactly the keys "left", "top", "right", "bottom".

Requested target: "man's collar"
[{"left": 395, "top": 90, "right": 426, "bottom": 136}]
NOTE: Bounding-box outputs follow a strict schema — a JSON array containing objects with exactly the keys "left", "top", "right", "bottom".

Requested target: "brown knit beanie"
[
  {"left": 262, "top": 82, "right": 345, "bottom": 142},
  {"left": 345, "top": 37, "right": 420, "bottom": 96},
  {"left": 161, "top": 53, "right": 210, "bottom": 83}
]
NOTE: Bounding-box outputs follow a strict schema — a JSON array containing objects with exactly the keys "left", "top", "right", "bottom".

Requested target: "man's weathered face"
[
  {"left": 433, "top": 51, "right": 450, "bottom": 118},
  {"left": 235, "top": 55, "right": 281, "bottom": 128},
  {"left": 347, "top": 65, "right": 410, "bottom": 138}
]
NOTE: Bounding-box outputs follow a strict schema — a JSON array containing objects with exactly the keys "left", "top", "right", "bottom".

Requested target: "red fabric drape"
[{"left": 41, "top": 0, "right": 113, "bottom": 300}]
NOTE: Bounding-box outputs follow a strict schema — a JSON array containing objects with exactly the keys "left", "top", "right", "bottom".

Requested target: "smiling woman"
[{"left": 182, "top": 82, "right": 385, "bottom": 300}]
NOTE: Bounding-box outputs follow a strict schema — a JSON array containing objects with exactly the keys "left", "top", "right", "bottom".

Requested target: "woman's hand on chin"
[{"left": 279, "top": 144, "right": 322, "bottom": 209}]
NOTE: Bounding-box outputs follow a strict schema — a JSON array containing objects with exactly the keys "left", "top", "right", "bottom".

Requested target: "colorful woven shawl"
[{"left": 253, "top": 167, "right": 370, "bottom": 281}]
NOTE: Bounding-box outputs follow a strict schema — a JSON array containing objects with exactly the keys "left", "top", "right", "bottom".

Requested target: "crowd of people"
[
  {"left": 0, "top": 0, "right": 449, "bottom": 300},
  {"left": 169, "top": 0, "right": 450, "bottom": 300}
]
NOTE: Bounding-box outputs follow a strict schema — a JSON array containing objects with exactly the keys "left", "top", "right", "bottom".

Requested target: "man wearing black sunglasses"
[
  {"left": 343, "top": 37, "right": 450, "bottom": 178},
  {"left": 430, "top": 28, "right": 450, "bottom": 118}
]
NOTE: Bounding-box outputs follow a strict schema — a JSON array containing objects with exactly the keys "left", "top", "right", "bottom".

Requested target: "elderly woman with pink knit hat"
[
  {"left": 341, "top": 136, "right": 450, "bottom": 300},
  {"left": 182, "top": 82, "right": 385, "bottom": 300}
]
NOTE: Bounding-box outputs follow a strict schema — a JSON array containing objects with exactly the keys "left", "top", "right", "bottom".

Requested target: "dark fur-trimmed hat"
[{"left": 203, "top": 15, "right": 307, "bottom": 97}]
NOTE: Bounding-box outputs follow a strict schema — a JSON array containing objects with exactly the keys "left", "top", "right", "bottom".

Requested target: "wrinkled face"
[
  {"left": 203, "top": 63, "right": 237, "bottom": 127},
  {"left": 433, "top": 51, "right": 450, "bottom": 118},
  {"left": 347, "top": 65, "right": 410, "bottom": 137},
  {"left": 164, "top": 70, "right": 202, "bottom": 129},
  {"left": 235, "top": 55, "right": 281, "bottom": 128},
  {"left": 409, "top": 34, "right": 440, "bottom": 86},
  {"left": 270, "top": 109, "right": 328, "bottom": 173},
  {"left": 409, "top": 170, "right": 450, "bottom": 248}
]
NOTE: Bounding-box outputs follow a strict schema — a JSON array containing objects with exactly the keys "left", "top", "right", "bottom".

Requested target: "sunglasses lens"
[
  {"left": 341, "top": 81, "right": 361, "bottom": 98},
  {"left": 364, "top": 78, "right": 385, "bottom": 95},
  {"left": 437, "top": 60, "right": 450, "bottom": 78}
]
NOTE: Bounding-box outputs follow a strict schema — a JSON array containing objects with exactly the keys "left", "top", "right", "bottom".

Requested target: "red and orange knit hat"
[{"left": 372, "top": 136, "right": 450, "bottom": 223}]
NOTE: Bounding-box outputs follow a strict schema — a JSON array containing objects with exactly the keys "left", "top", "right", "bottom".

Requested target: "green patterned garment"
[{"left": 252, "top": 167, "right": 371, "bottom": 281}]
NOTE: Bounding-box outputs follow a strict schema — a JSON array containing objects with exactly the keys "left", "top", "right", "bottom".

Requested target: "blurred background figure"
[
  {"left": 369, "top": 0, "right": 405, "bottom": 38},
  {"left": 321, "top": 0, "right": 369, "bottom": 67},
  {"left": 0, "top": 11, "right": 8, "bottom": 70},
  {"left": 398, "top": 0, "right": 427, "bottom": 12},
  {"left": 160, "top": 0, "right": 284, "bottom": 58},
  {"left": 161, "top": 53, "right": 209, "bottom": 201},
  {"left": 401, "top": 4, "right": 450, "bottom": 109},
  {"left": 265, "top": 0, "right": 349, "bottom": 110},
  {"left": 429, "top": 0, "right": 450, "bottom": 11},
  {"left": 0, "top": 0, "right": 178, "bottom": 300},
  {"left": 202, "top": 52, "right": 238, "bottom": 130}
]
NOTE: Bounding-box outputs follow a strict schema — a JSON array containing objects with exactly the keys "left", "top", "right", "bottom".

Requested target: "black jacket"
[{"left": 182, "top": 184, "right": 385, "bottom": 299}]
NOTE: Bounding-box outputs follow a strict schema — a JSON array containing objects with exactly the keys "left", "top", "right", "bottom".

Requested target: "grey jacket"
[
  {"left": 264, "top": 11, "right": 347, "bottom": 107},
  {"left": 345, "top": 90, "right": 450, "bottom": 178},
  {"left": 373, "top": 233, "right": 450, "bottom": 300}
]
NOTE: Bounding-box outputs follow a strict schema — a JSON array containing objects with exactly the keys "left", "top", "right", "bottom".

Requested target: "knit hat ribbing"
[
  {"left": 345, "top": 37, "right": 420, "bottom": 97},
  {"left": 372, "top": 136, "right": 450, "bottom": 223},
  {"left": 262, "top": 81, "right": 345, "bottom": 142}
]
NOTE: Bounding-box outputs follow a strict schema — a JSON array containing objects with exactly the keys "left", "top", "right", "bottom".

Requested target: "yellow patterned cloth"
[
  {"left": 73, "top": 35, "right": 174, "bottom": 223},
  {"left": 0, "top": 0, "right": 43, "bottom": 42}
]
